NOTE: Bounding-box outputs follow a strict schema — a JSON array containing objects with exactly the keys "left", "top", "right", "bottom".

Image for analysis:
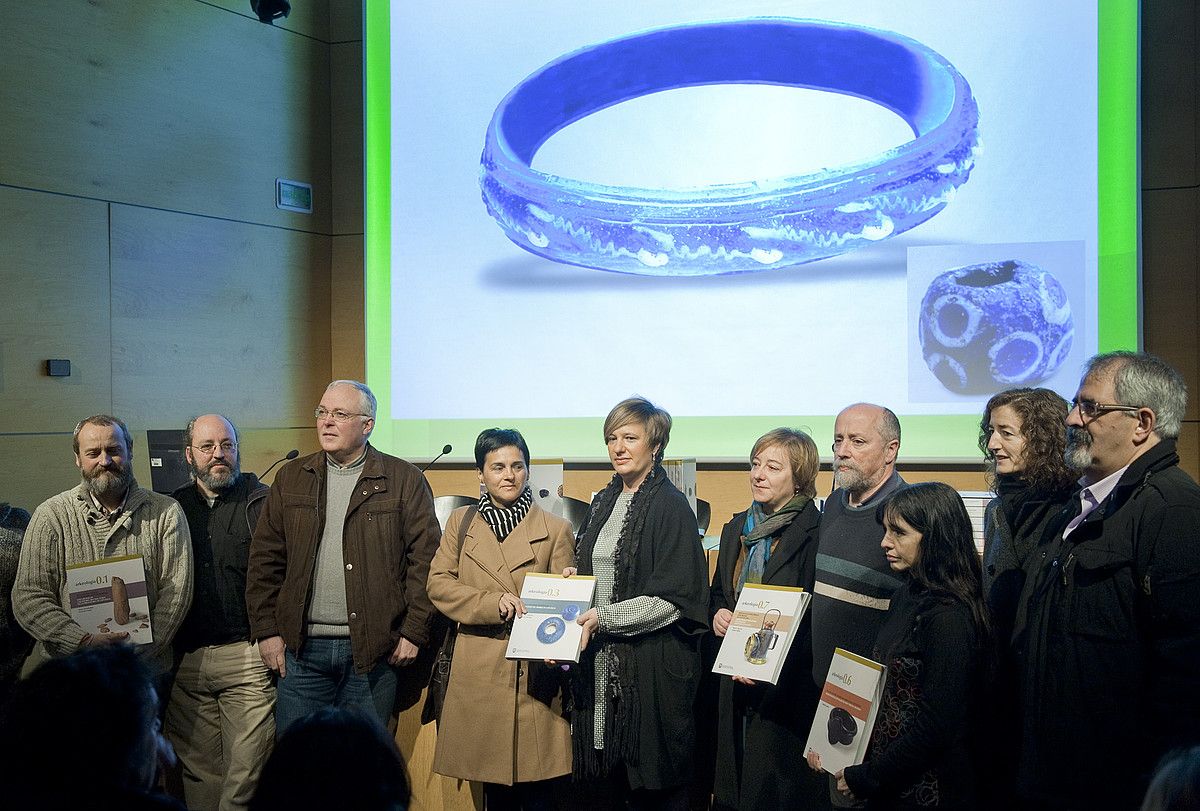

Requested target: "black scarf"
[
  {"left": 570, "top": 465, "right": 670, "bottom": 778},
  {"left": 477, "top": 486, "right": 532, "bottom": 541},
  {"left": 994, "top": 473, "right": 1075, "bottom": 562}
]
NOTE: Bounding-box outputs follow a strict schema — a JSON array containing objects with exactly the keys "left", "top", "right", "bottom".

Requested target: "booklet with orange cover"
[{"left": 805, "top": 647, "right": 886, "bottom": 773}]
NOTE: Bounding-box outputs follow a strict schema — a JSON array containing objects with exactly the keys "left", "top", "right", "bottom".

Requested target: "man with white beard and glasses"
[
  {"left": 1012, "top": 352, "right": 1200, "bottom": 810},
  {"left": 12, "top": 415, "right": 193, "bottom": 677},
  {"left": 809, "top": 403, "right": 905, "bottom": 809},
  {"left": 165, "top": 414, "right": 274, "bottom": 811}
]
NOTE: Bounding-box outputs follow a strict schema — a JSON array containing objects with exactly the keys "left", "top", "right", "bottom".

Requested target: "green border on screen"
[
  {"left": 364, "top": 1, "right": 1139, "bottom": 462},
  {"left": 1096, "top": 0, "right": 1140, "bottom": 352}
]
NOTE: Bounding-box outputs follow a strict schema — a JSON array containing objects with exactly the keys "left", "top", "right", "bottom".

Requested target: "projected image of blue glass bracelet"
[{"left": 480, "top": 19, "right": 981, "bottom": 277}]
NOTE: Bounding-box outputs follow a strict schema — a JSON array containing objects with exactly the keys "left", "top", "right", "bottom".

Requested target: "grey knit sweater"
[{"left": 12, "top": 482, "right": 193, "bottom": 674}]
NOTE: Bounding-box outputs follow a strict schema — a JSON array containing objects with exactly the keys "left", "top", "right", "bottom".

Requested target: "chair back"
[{"left": 433, "top": 494, "right": 477, "bottom": 531}]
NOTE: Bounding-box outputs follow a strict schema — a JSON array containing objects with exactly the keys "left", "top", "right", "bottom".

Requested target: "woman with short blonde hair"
[
  {"left": 710, "top": 428, "right": 824, "bottom": 808},
  {"left": 568, "top": 397, "right": 708, "bottom": 809}
]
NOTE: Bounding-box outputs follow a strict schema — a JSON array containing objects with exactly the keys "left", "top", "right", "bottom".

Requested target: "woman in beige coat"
[{"left": 427, "top": 428, "right": 575, "bottom": 810}]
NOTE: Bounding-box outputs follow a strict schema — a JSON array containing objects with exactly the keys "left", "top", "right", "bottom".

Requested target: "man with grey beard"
[
  {"left": 165, "top": 414, "right": 274, "bottom": 811},
  {"left": 1013, "top": 352, "right": 1200, "bottom": 810},
  {"left": 809, "top": 403, "right": 905, "bottom": 809},
  {"left": 12, "top": 414, "right": 193, "bottom": 677}
]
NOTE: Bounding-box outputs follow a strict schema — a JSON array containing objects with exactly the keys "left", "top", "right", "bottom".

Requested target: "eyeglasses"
[
  {"left": 192, "top": 441, "right": 237, "bottom": 456},
  {"left": 1070, "top": 399, "right": 1142, "bottom": 419},
  {"left": 314, "top": 407, "right": 371, "bottom": 423}
]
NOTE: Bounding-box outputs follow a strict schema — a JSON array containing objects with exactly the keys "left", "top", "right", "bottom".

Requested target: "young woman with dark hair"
[{"left": 810, "top": 482, "right": 989, "bottom": 810}]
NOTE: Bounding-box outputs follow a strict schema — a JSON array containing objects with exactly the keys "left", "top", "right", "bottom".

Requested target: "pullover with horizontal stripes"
[{"left": 811, "top": 471, "right": 904, "bottom": 685}]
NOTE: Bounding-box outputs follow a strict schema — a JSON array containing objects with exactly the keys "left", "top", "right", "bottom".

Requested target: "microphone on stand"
[
  {"left": 261, "top": 449, "right": 299, "bottom": 479},
  {"left": 421, "top": 444, "right": 453, "bottom": 474}
]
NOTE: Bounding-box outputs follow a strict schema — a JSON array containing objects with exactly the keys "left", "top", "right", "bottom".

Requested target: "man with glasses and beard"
[
  {"left": 165, "top": 414, "right": 274, "bottom": 811},
  {"left": 12, "top": 415, "right": 193, "bottom": 678},
  {"left": 1012, "top": 352, "right": 1200, "bottom": 810},
  {"left": 809, "top": 403, "right": 905, "bottom": 810}
]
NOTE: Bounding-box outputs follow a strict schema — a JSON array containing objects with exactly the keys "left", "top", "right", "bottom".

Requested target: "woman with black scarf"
[
  {"left": 976, "top": 387, "right": 1076, "bottom": 808},
  {"left": 426, "top": 428, "right": 576, "bottom": 809},
  {"left": 709, "top": 428, "right": 824, "bottom": 810},
  {"left": 566, "top": 397, "right": 709, "bottom": 811},
  {"left": 978, "top": 387, "right": 1076, "bottom": 640}
]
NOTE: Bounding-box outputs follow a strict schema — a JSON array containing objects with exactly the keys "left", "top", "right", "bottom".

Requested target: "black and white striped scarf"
[{"left": 477, "top": 486, "right": 533, "bottom": 541}]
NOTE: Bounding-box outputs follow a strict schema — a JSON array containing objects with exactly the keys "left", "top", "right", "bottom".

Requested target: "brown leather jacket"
[{"left": 246, "top": 445, "right": 441, "bottom": 673}]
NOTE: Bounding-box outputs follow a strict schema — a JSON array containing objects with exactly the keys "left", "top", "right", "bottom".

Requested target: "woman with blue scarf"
[{"left": 709, "top": 429, "right": 825, "bottom": 810}]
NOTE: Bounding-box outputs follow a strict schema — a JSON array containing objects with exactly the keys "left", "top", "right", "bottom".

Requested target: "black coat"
[
  {"left": 573, "top": 471, "right": 710, "bottom": 791},
  {"left": 843, "top": 582, "right": 983, "bottom": 810},
  {"left": 709, "top": 502, "right": 823, "bottom": 809},
  {"left": 982, "top": 475, "right": 1074, "bottom": 645},
  {"left": 1012, "top": 439, "right": 1200, "bottom": 808},
  {"left": 976, "top": 477, "right": 1071, "bottom": 809}
]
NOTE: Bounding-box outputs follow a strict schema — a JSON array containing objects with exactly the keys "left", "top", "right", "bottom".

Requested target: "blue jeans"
[{"left": 274, "top": 637, "right": 397, "bottom": 736}]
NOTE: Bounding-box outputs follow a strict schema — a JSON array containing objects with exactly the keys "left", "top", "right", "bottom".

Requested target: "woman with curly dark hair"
[
  {"left": 977, "top": 387, "right": 1076, "bottom": 632},
  {"left": 976, "top": 387, "right": 1077, "bottom": 809}
]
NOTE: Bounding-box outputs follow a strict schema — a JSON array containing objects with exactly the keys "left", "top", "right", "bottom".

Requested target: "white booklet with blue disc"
[{"left": 505, "top": 573, "right": 596, "bottom": 662}]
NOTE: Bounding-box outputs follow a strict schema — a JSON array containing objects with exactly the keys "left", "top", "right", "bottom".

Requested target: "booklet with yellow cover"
[
  {"left": 505, "top": 573, "right": 596, "bottom": 662},
  {"left": 805, "top": 647, "right": 887, "bottom": 773},
  {"left": 712, "top": 583, "right": 810, "bottom": 685},
  {"left": 66, "top": 554, "right": 153, "bottom": 645}
]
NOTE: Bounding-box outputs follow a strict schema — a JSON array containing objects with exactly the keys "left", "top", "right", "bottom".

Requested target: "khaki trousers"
[{"left": 166, "top": 641, "right": 275, "bottom": 811}]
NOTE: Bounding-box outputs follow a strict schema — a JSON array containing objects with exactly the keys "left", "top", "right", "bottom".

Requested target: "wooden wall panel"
[
  {"left": 330, "top": 0, "right": 364, "bottom": 43},
  {"left": 0, "top": 435, "right": 85, "bottom": 511},
  {"left": 109, "top": 205, "right": 332, "bottom": 429},
  {"left": 1177, "top": 422, "right": 1200, "bottom": 483},
  {"left": 1142, "top": 0, "right": 1200, "bottom": 448},
  {"left": 331, "top": 236, "right": 366, "bottom": 380},
  {"left": 0, "top": 0, "right": 331, "bottom": 232},
  {"left": 332, "top": 41, "right": 365, "bottom": 235},
  {"left": 1142, "top": 0, "right": 1198, "bottom": 189},
  {"left": 0, "top": 187, "right": 112, "bottom": 435},
  {"left": 1142, "top": 188, "right": 1200, "bottom": 422}
]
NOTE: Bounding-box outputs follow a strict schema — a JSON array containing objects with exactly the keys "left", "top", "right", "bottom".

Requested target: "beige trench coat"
[{"left": 426, "top": 503, "right": 575, "bottom": 785}]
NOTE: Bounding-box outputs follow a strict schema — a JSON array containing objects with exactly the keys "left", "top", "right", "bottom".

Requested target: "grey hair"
[
  {"left": 844, "top": 402, "right": 902, "bottom": 446},
  {"left": 326, "top": 380, "right": 377, "bottom": 418},
  {"left": 877, "top": 406, "right": 902, "bottom": 446},
  {"left": 183, "top": 414, "right": 239, "bottom": 448},
  {"left": 1085, "top": 351, "right": 1187, "bottom": 439}
]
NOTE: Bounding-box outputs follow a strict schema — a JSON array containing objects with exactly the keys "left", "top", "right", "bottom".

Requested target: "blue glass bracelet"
[{"left": 480, "top": 19, "right": 981, "bottom": 277}]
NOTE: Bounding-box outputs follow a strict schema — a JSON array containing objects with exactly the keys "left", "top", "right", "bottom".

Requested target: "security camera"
[{"left": 251, "top": 0, "right": 290, "bottom": 24}]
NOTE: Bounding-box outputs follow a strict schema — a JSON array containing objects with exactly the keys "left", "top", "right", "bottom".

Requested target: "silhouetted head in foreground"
[{"left": 251, "top": 707, "right": 410, "bottom": 811}]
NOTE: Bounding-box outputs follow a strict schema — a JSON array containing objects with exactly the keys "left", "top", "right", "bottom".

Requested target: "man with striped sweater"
[{"left": 810, "top": 403, "right": 905, "bottom": 809}]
